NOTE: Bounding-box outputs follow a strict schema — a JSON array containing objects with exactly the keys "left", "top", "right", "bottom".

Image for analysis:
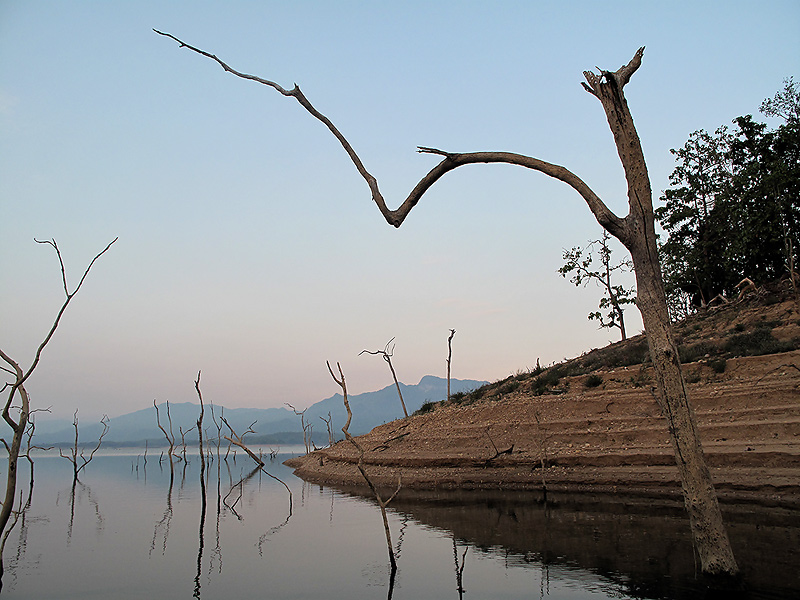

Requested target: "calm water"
[{"left": 1, "top": 450, "right": 798, "bottom": 599}]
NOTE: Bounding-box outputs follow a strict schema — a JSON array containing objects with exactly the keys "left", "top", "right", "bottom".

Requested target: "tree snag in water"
[
  {"left": 327, "top": 361, "right": 401, "bottom": 574},
  {"left": 59, "top": 410, "right": 110, "bottom": 482},
  {"left": 221, "top": 417, "right": 264, "bottom": 466},
  {"left": 0, "top": 237, "right": 115, "bottom": 586},
  {"left": 155, "top": 33, "right": 737, "bottom": 577}
]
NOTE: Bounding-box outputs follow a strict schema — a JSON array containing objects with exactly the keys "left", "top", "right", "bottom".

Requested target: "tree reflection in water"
[
  {"left": 1, "top": 455, "right": 798, "bottom": 598},
  {"left": 62, "top": 479, "right": 103, "bottom": 545},
  {"left": 452, "top": 535, "right": 467, "bottom": 599},
  {"left": 150, "top": 458, "right": 174, "bottom": 556}
]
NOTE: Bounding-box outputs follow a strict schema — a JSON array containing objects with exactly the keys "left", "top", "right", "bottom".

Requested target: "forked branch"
[
  {"left": 59, "top": 411, "right": 110, "bottom": 481},
  {"left": 155, "top": 31, "right": 626, "bottom": 239},
  {"left": 0, "top": 237, "right": 116, "bottom": 580},
  {"left": 1, "top": 237, "right": 117, "bottom": 430},
  {"left": 221, "top": 417, "right": 264, "bottom": 467},
  {"left": 360, "top": 338, "right": 408, "bottom": 418}
]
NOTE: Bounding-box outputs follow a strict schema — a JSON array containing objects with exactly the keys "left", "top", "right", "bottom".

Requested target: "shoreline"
[{"left": 286, "top": 349, "right": 800, "bottom": 509}]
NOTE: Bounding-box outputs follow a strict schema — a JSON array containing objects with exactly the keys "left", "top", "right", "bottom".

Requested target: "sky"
[{"left": 1, "top": 1, "right": 798, "bottom": 421}]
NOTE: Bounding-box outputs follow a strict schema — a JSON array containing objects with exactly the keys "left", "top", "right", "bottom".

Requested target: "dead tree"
[
  {"left": 221, "top": 417, "right": 263, "bottom": 466},
  {"left": 59, "top": 411, "right": 110, "bottom": 482},
  {"left": 453, "top": 535, "right": 467, "bottom": 600},
  {"left": 19, "top": 410, "right": 52, "bottom": 486},
  {"left": 193, "top": 371, "right": 207, "bottom": 599},
  {"left": 327, "top": 361, "right": 401, "bottom": 573},
  {"left": 320, "top": 411, "right": 334, "bottom": 447},
  {"left": 447, "top": 329, "right": 456, "bottom": 403},
  {"left": 286, "top": 403, "right": 312, "bottom": 454},
  {"left": 532, "top": 409, "right": 550, "bottom": 501},
  {"left": 483, "top": 426, "right": 514, "bottom": 467},
  {"left": 154, "top": 400, "right": 176, "bottom": 466},
  {"left": 209, "top": 401, "right": 223, "bottom": 464},
  {"left": 359, "top": 338, "right": 408, "bottom": 418},
  {"left": 0, "top": 237, "right": 115, "bottom": 577},
  {"left": 201, "top": 394, "right": 294, "bottom": 501},
  {"left": 0, "top": 414, "right": 49, "bottom": 565},
  {"left": 156, "top": 34, "right": 737, "bottom": 577},
  {"left": 178, "top": 425, "right": 194, "bottom": 463}
]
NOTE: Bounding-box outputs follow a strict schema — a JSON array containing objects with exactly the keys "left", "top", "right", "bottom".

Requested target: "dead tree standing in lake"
[
  {"left": 0, "top": 237, "right": 115, "bottom": 585},
  {"left": 155, "top": 33, "right": 737, "bottom": 577},
  {"left": 59, "top": 410, "right": 110, "bottom": 482},
  {"left": 193, "top": 371, "right": 207, "bottom": 599},
  {"left": 154, "top": 400, "right": 176, "bottom": 466},
  {"left": 327, "top": 361, "right": 401, "bottom": 574}
]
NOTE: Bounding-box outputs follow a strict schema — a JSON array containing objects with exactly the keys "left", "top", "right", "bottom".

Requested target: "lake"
[{"left": 1, "top": 449, "right": 797, "bottom": 599}]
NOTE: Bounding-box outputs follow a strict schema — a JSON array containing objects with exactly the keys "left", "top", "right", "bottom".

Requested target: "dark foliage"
[
  {"left": 584, "top": 374, "right": 604, "bottom": 388},
  {"left": 723, "top": 327, "right": 796, "bottom": 357},
  {"left": 414, "top": 400, "right": 436, "bottom": 416},
  {"left": 656, "top": 79, "right": 800, "bottom": 315}
]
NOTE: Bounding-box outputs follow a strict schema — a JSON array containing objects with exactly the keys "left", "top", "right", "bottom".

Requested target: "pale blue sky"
[{"left": 2, "top": 1, "right": 798, "bottom": 420}]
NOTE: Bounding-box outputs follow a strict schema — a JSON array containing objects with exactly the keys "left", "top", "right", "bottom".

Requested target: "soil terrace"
[{"left": 286, "top": 292, "right": 800, "bottom": 507}]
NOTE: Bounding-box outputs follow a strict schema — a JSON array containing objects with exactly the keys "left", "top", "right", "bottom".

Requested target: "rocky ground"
[{"left": 286, "top": 287, "right": 800, "bottom": 507}]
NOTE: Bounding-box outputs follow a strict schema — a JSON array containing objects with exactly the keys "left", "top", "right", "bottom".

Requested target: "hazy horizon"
[{"left": 2, "top": 1, "right": 798, "bottom": 420}]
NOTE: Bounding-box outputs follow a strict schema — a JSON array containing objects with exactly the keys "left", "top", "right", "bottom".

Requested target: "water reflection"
[
  {"left": 150, "top": 461, "right": 173, "bottom": 556},
  {"left": 377, "top": 488, "right": 800, "bottom": 599},
  {"left": 2, "top": 453, "right": 798, "bottom": 599},
  {"left": 193, "top": 457, "right": 206, "bottom": 599},
  {"left": 452, "top": 535, "right": 467, "bottom": 599},
  {"left": 60, "top": 479, "right": 103, "bottom": 544}
]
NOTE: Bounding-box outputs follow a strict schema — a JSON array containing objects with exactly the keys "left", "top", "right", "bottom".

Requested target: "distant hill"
[{"left": 25, "top": 375, "right": 486, "bottom": 448}]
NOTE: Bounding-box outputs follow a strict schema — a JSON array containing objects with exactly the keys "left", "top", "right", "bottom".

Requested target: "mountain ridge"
[{"left": 25, "top": 375, "right": 487, "bottom": 447}]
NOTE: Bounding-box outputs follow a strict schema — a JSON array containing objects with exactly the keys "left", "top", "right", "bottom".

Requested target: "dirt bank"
[{"left": 286, "top": 294, "right": 800, "bottom": 506}]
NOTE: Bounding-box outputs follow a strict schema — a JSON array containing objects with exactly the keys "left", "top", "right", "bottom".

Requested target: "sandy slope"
[{"left": 286, "top": 294, "right": 800, "bottom": 507}]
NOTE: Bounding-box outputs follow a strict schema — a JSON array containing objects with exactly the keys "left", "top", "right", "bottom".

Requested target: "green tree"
[
  {"left": 655, "top": 126, "right": 734, "bottom": 307},
  {"left": 760, "top": 77, "right": 800, "bottom": 123},
  {"left": 656, "top": 81, "right": 800, "bottom": 312},
  {"left": 559, "top": 231, "right": 635, "bottom": 340},
  {"left": 726, "top": 115, "right": 800, "bottom": 285}
]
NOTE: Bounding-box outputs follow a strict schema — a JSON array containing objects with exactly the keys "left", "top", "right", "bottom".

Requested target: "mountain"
[{"left": 25, "top": 375, "right": 486, "bottom": 447}]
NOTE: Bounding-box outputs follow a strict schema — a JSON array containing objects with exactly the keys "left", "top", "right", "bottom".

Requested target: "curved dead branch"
[{"left": 154, "top": 31, "right": 626, "bottom": 239}]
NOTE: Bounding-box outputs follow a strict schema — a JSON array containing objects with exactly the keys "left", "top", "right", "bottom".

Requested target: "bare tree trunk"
[
  {"left": 156, "top": 34, "right": 737, "bottom": 577},
  {"left": 360, "top": 339, "right": 408, "bottom": 418},
  {"left": 286, "top": 403, "right": 312, "bottom": 453},
  {"left": 447, "top": 329, "right": 456, "bottom": 402},
  {"left": 193, "top": 371, "right": 207, "bottom": 599},
  {"left": 59, "top": 410, "right": 110, "bottom": 482},
  {"left": 154, "top": 400, "right": 175, "bottom": 471},
  {"left": 327, "top": 361, "right": 401, "bottom": 574},
  {"left": 0, "top": 384, "right": 27, "bottom": 553},
  {"left": 320, "top": 412, "right": 334, "bottom": 447},
  {"left": 221, "top": 417, "right": 264, "bottom": 466},
  {"left": 0, "top": 238, "right": 115, "bottom": 583},
  {"left": 583, "top": 59, "right": 737, "bottom": 576}
]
